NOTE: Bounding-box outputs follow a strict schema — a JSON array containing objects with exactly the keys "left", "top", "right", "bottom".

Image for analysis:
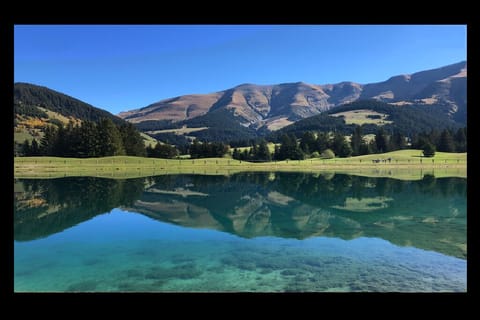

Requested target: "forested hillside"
[
  {"left": 120, "top": 61, "right": 466, "bottom": 143},
  {"left": 274, "top": 100, "right": 462, "bottom": 139},
  {"left": 14, "top": 83, "right": 124, "bottom": 125},
  {"left": 14, "top": 83, "right": 149, "bottom": 157}
]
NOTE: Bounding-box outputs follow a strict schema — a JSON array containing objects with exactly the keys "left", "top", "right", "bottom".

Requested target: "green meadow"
[{"left": 14, "top": 149, "right": 466, "bottom": 180}]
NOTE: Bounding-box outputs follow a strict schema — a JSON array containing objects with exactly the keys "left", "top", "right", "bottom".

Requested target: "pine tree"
[
  {"left": 290, "top": 134, "right": 304, "bottom": 160},
  {"left": 151, "top": 142, "right": 178, "bottom": 158},
  {"left": 120, "top": 123, "right": 147, "bottom": 157},
  {"left": 97, "top": 118, "right": 125, "bottom": 156},
  {"left": 250, "top": 143, "right": 257, "bottom": 160},
  {"left": 241, "top": 149, "right": 249, "bottom": 161},
  {"left": 277, "top": 134, "right": 292, "bottom": 160},
  {"left": 374, "top": 128, "right": 388, "bottom": 153},
  {"left": 438, "top": 129, "right": 455, "bottom": 152},
  {"left": 256, "top": 139, "right": 271, "bottom": 161},
  {"left": 390, "top": 131, "right": 406, "bottom": 151},
  {"left": 300, "top": 131, "right": 316, "bottom": 155},
  {"left": 52, "top": 125, "right": 67, "bottom": 156},
  {"left": 316, "top": 132, "right": 329, "bottom": 153},
  {"left": 273, "top": 145, "right": 280, "bottom": 161},
  {"left": 232, "top": 148, "right": 240, "bottom": 160},
  {"left": 190, "top": 139, "right": 201, "bottom": 159},
  {"left": 351, "top": 125, "right": 363, "bottom": 156},
  {"left": 66, "top": 123, "right": 82, "bottom": 157},
  {"left": 454, "top": 127, "right": 467, "bottom": 152},
  {"left": 423, "top": 142, "right": 436, "bottom": 157},
  {"left": 146, "top": 144, "right": 154, "bottom": 157},
  {"left": 277, "top": 134, "right": 304, "bottom": 160},
  {"left": 78, "top": 120, "right": 99, "bottom": 157},
  {"left": 339, "top": 140, "right": 352, "bottom": 157},
  {"left": 210, "top": 142, "right": 227, "bottom": 157},
  {"left": 40, "top": 125, "right": 57, "bottom": 156},
  {"left": 332, "top": 133, "right": 352, "bottom": 157},
  {"left": 428, "top": 129, "right": 440, "bottom": 148}
]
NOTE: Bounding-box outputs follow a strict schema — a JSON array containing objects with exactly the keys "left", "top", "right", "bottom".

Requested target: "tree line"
[
  {"left": 19, "top": 119, "right": 467, "bottom": 161},
  {"left": 411, "top": 127, "right": 467, "bottom": 157},
  {"left": 20, "top": 119, "right": 146, "bottom": 157},
  {"left": 189, "top": 140, "right": 229, "bottom": 158},
  {"left": 232, "top": 131, "right": 353, "bottom": 161},
  {"left": 232, "top": 126, "right": 467, "bottom": 161}
]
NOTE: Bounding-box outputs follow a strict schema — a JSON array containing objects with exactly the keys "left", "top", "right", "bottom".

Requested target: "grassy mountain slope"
[
  {"left": 14, "top": 83, "right": 129, "bottom": 145},
  {"left": 119, "top": 61, "right": 467, "bottom": 138},
  {"left": 15, "top": 83, "right": 125, "bottom": 125},
  {"left": 275, "top": 100, "right": 462, "bottom": 138}
]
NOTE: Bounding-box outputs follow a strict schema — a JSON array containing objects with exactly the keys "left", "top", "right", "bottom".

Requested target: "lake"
[{"left": 14, "top": 172, "right": 466, "bottom": 292}]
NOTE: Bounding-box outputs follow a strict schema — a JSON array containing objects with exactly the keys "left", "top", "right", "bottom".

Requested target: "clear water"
[{"left": 14, "top": 173, "right": 467, "bottom": 292}]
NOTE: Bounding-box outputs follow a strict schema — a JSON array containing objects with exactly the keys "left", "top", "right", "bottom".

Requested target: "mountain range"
[
  {"left": 14, "top": 61, "right": 467, "bottom": 147},
  {"left": 119, "top": 61, "right": 467, "bottom": 132}
]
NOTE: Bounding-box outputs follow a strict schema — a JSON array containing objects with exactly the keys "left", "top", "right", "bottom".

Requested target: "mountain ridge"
[
  {"left": 14, "top": 82, "right": 125, "bottom": 125},
  {"left": 119, "top": 61, "right": 466, "bottom": 131}
]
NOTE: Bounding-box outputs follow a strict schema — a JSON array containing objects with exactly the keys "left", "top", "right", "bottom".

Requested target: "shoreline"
[{"left": 14, "top": 154, "right": 467, "bottom": 180}]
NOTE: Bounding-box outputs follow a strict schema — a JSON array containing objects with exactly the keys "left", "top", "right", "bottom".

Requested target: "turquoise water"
[{"left": 14, "top": 173, "right": 466, "bottom": 292}]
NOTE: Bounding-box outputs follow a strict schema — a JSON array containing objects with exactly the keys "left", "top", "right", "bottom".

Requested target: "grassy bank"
[{"left": 14, "top": 149, "right": 466, "bottom": 180}]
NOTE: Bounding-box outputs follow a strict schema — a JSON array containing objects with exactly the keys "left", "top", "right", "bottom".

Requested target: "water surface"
[{"left": 14, "top": 172, "right": 466, "bottom": 292}]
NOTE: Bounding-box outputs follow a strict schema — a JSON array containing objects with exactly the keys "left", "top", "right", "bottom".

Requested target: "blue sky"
[{"left": 14, "top": 25, "right": 466, "bottom": 115}]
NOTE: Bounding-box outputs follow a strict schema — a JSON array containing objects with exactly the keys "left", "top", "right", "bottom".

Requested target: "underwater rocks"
[{"left": 66, "top": 280, "right": 98, "bottom": 292}]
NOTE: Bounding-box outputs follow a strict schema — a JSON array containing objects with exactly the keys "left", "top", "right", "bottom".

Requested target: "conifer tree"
[
  {"left": 438, "top": 129, "right": 455, "bottom": 152},
  {"left": 97, "top": 118, "right": 125, "bottom": 156},
  {"left": 120, "top": 123, "right": 147, "bottom": 157},
  {"left": 256, "top": 139, "right": 271, "bottom": 161},
  {"left": 351, "top": 125, "right": 363, "bottom": 156}
]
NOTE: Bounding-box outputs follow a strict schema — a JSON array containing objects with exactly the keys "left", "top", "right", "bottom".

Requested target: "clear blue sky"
[{"left": 14, "top": 25, "right": 466, "bottom": 115}]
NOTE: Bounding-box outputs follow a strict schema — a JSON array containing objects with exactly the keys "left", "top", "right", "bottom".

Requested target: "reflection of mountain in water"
[{"left": 14, "top": 173, "right": 466, "bottom": 258}]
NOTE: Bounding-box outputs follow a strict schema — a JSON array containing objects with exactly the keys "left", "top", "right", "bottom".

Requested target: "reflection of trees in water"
[
  {"left": 134, "top": 172, "right": 467, "bottom": 258},
  {"left": 14, "top": 177, "right": 145, "bottom": 241},
  {"left": 21, "top": 177, "right": 145, "bottom": 211},
  {"left": 139, "top": 172, "right": 466, "bottom": 218},
  {"left": 418, "top": 174, "right": 437, "bottom": 194},
  {"left": 14, "top": 173, "right": 466, "bottom": 258},
  {"left": 146, "top": 172, "right": 465, "bottom": 207},
  {"left": 267, "top": 173, "right": 465, "bottom": 207}
]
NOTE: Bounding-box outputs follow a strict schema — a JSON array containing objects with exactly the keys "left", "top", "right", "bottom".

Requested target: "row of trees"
[
  {"left": 21, "top": 119, "right": 146, "bottom": 157},
  {"left": 146, "top": 142, "right": 179, "bottom": 159},
  {"left": 189, "top": 140, "right": 229, "bottom": 159},
  {"left": 231, "top": 126, "right": 467, "bottom": 162},
  {"left": 19, "top": 119, "right": 467, "bottom": 160},
  {"left": 411, "top": 127, "right": 467, "bottom": 153},
  {"left": 231, "top": 132, "right": 352, "bottom": 162},
  {"left": 232, "top": 140, "right": 272, "bottom": 161}
]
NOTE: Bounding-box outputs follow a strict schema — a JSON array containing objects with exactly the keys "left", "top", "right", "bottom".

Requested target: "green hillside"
[
  {"left": 14, "top": 83, "right": 153, "bottom": 159},
  {"left": 13, "top": 83, "right": 137, "bottom": 148},
  {"left": 273, "top": 100, "right": 463, "bottom": 139},
  {"left": 14, "top": 83, "right": 124, "bottom": 125}
]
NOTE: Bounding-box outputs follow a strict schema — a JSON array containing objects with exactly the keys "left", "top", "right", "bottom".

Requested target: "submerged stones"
[
  {"left": 124, "top": 263, "right": 203, "bottom": 282},
  {"left": 66, "top": 280, "right": 98, "bottom": 292}
]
